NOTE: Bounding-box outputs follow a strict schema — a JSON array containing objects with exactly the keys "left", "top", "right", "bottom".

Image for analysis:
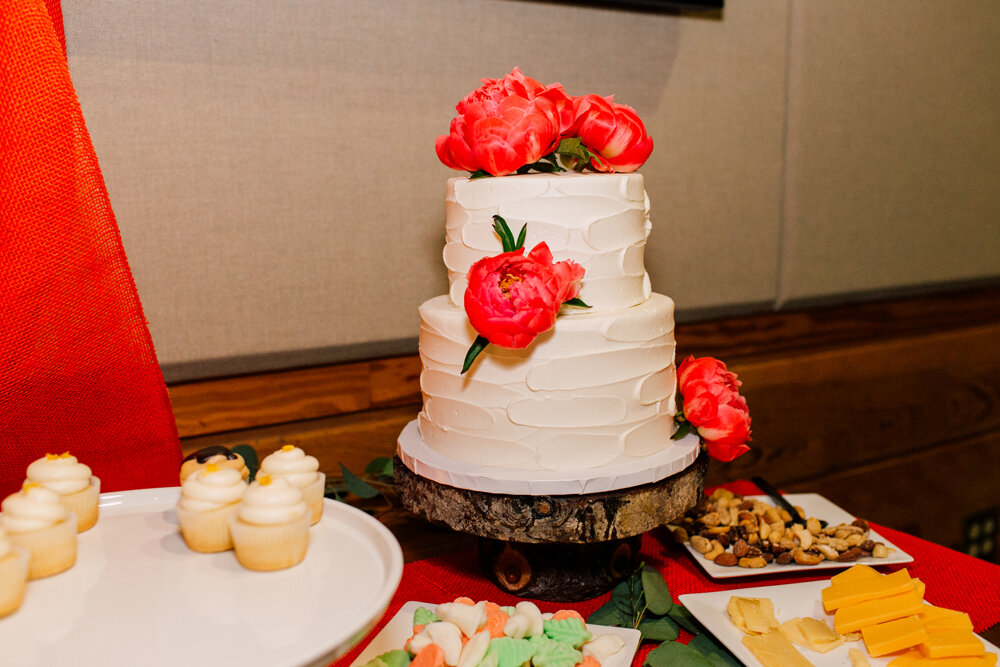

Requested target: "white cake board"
[{"left": 396, "top": 419, "right": 701, "bottom": 497}]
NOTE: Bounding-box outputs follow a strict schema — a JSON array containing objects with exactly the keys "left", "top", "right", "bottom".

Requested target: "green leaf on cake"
[
  {"left": 232, "top": 444, "right": 259, "bottom": 482},
  {"left": 640, "top": 564, "right": 673, "bottom": 615},
  {"left": 340, "top": 463, "right": 379, "bottom": 499},
  {"left": 365, "top": 456, "right": 394, "bottom": 479},
  {"left": 492, "top": 215, "right": 525, "bottom": 253},
  {"left": 671, "top": 420, "right": 692, "bottom": 441},
  {"left": 462, "top": 335, "right": 490, "bottom": 374},
  {"left": 470, "top": 169, "right": 492, "bottom": 180},
  {"left": 562, "top": 297, "right": 590, "bottom": 309}
]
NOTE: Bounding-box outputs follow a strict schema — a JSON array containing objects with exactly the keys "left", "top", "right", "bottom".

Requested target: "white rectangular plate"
[
  {"left": 683, "top": 493, "right": 913, "bottom": 578},
  {"left": 349, "top": 601, "right": 641, "bottom": 667},
  {"left": 679, "top": 580, "right": 1000, "bottom": 667}
]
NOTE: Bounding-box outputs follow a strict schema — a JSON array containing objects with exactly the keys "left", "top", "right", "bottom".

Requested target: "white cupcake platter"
[{"left": 0, "top": 488, "right": 403, "bottom": 667}]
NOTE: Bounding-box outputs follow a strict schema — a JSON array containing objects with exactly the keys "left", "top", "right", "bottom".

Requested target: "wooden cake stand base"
[{"left": 395, "top": 452, "right": 708, "bottom": 601}]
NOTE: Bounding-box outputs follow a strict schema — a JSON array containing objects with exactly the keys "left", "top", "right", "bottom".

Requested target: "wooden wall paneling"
[
  {"left": 169, "top": 362, "right": 371, "bottom": 438},
  {"left": 785, "top": 431, "right": 1000, "bottom": 555},
  {"left": 179, "top": 405, "right": 417, "bottom": 479},
  {"left": 706, "top": 323, "right": 1000, "bottom": 488}
]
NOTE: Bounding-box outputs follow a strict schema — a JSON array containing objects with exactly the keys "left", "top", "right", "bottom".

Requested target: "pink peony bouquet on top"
[{"left": 436, "top": 68, "right": 653, "bottom": 177}]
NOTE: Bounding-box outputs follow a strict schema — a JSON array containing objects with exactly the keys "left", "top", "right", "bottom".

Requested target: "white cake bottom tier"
[{"left": 417, "top": 292, "right": 677, "bottom": 471}]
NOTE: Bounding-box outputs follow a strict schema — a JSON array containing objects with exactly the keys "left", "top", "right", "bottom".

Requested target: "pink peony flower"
[
  {"left": 569, "top": 94, "right": 654, "bottom": 173},
  {"left": 464, "top": 242, "right": 583, "bottom": 349},
  {"left": 676, "top": 356, "right": 752, "bottom": 462},
  {"left": 436, "top": 68, "right": 572, "bottom": 177}
]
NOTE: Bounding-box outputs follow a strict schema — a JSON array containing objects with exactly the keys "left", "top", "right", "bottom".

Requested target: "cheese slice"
[
  {"left": 912, "top": 656, "right": 997, "bottom": 666},
  {"left": 924, "top": 611, "right": 974, "bottom": 633},
  {"left": 848, "top": 647, "right": 872, "bottom": 667},
  {"left": 887, "top": 649, "right": 923, "bottom": 666},
  {"left": 833, "top": 563, "right": 882, "bottom": 586},
  {"left": 918, "top": 630, "right": 987, "bottom": 659},
  {"left": 834, "top": 589, "right": 926, "bottom": 634},
  {"left": 823, "top": 569, "right": 914, "bottom": 612},
  {"left": 779, "top": 617, "right": 844, "bottom": 653},
  {"left": 742, "top": 631, "right": 816, "bottom": 667},
  {"left": 861, "top": 615, "right": 929, "bottom": 657},
  {"left": 728, "top": 596, "right": 779, "bottom": 634}
]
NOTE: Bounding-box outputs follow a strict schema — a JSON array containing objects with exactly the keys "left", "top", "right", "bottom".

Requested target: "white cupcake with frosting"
[
  {"left": 0, "top": 483, "right": 77, "bottom": 579},
  {"left": 229, "top": 474, "right": 310, "bottom": 571},
  {"left": 0, "top": 525, "right": 29, "bottom": 617},
  {"left": 259, "top": 445, "right": 325, "bottom": 524},
  {"left": 176, "top": 464, "right": 247, "bottom": 553},
  {"left": 26, "top": 452, "right": 100, "bottom": 532}
]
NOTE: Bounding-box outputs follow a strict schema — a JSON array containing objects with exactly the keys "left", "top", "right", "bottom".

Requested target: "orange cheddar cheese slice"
[
  {"left": 861, "top": 615, "right": 928, "bottom": 657},
  {"left": 912, "top": 656, "right": 997, "bottom": 666},
  {"left": 887, "top": 649, "right": 923, "bottom": 666},
  {"left": 924, "top": 612, "right": 974, "bottom": 633},
  {"left": 823, "top": 568, "right": 914, "bottom": 612},
  {"left": 834, "top": 589, "right": 925, "bottom": 634},
  {"left": 832, "top": 563, "right": 882, "bottom": 586},
  {"left": 918, "top": 630, "right": 987, "bottom": 659},
  {"left": 913, "top": 578, "right": 927, "bottom": 599}
]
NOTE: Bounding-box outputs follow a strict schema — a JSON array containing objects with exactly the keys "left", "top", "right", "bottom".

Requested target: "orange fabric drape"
[{"left": 1, "top": 0, "right": 182, "bottom": 496}]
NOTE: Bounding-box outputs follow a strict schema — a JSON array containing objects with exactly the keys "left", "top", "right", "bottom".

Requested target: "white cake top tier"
[{"left": 444, "top": 172, "right": 652, "bottom": 312}]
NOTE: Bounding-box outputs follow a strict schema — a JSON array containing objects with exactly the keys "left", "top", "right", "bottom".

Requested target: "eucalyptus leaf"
[
  {"left": 585, "top": 602, "right": 628, "bottom": 628},
  {"left": 340, "top": 463, "right": 379, "bottom": 499},
  {"left": 365, "top": 456, "right": 394, "bottom": 478},
  {"left": 643, "top": 640, "right": 715, "bottom": 667},
  {"left": 686, "top": 634, "right": 741, "bottom": 667},
  {"left": 666, "top": 604, "right": 702, "bottom": 635},
  {"left": 610, "top": 574, "right": 643, "bottom": 620},
  {"left": 637, "top": 615, "right": 679, "bottom": 642},
  {"left": 231, "top": 444, "right": 259, "bottom": 482},
  {"left": 640, "top": 565, "right": 673, "bottom": 615},
  {"left": 461, "top": 335, "right": 490, "bottom": 374}
]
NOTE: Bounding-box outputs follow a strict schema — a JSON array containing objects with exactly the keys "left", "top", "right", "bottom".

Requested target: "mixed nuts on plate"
[{"left": 670, "top": 488, "right": 892, "bottom": 568}]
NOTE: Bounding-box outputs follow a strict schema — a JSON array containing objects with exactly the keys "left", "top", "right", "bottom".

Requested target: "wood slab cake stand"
[{"left": 395, "top": 428, "right": 707, "bottom": 601}]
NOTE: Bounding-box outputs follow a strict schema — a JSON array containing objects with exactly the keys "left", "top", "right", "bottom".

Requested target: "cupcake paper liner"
[
  {"left": 229, "top": 511, "right": 310, "bottom": 571},
  {"left": 8, "top": 513, "right": 78, "bottom": 580},
  {"left": 60, "top": 477, "right": 100, "bottom": 533},
  {"left": 0, "top": 547, "right": 29, "bottom": 618},
  {"left": 301, "top": 472, "right": 326, "bottom": 525},
  {"left": 176, "top": 502, "right": 240, "bottom": 553}
]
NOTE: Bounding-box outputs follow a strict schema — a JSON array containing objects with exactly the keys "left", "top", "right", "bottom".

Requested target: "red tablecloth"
[{"left": 336, "top": 480, "right": 1000, "bottom": 666}]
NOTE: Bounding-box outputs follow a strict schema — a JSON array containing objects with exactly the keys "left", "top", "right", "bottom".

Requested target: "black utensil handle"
[{"left": 751, "top": 476, "right": 806, "bottom": 524}]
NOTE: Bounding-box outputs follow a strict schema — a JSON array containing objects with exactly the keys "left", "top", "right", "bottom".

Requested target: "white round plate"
[
  {"left": 397, "top": 419, "right": 701, "bottom": 495},
  {"left": 0, "top": 488, "right": 403, "bottom": 667}
]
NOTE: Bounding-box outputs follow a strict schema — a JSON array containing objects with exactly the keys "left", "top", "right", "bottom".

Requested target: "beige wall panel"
[
  {"left": 779, "top": 1, "right": 1000, "bottom": 305},
  {"left": 64, "top": 1, "right": 786, "bottom": 378}
]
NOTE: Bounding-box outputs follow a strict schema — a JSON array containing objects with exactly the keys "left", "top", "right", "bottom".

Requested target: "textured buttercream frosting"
[
  {"left": 409, "top": 171, "right": 681, "bottom": 474},
  {"left": 259, "top": 445, "right": 320, "bottom": 487},
  {"left": 178, "top": 465, "right": 247, "bottom": 512},
  {"left": 0, "top": 484, "right": 70, "bottom": 534},
  {"left": 25, "top": 453, "right": 92, "bottom": 495},
  {"left": 417, "top": 293, "right": 676, "bottom": 470},
  {"left": 236, "top": 475, "right": 308, "bottom": 526},
  {"left": 444, "top": 173, "right": 651, "bottom": 312}
]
